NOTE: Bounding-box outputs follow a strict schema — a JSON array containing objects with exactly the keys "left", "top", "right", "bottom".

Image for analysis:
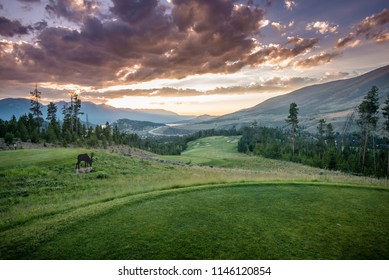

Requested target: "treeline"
[
  {"left": 238, "top": 125, "right": 387, "bottom": 177},
  {"left": 0, "top": 112, "right": 132, "bottom": 148},
  {"left": 0, "top": 113, "right": 239, "bottom": 155},
  {"left": 239, "top": 86, "right": 389, "bottom": 178},
  {"left": 0, "top": 88, "right": 124, "bottom": 148},
  {"left": 0, "top": 85, "right": 240, "bottom": 155}
]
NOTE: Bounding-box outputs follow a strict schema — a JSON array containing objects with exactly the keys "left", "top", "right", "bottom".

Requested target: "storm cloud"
[
  {"left": 45, "top": 0, "right": 100, "bottom": 22},
  {"left": 1, "top": 0, "right": 289, "bottom": 87},
  {"left": 0, "top": 16, "right": 31, "bottom": 37}
]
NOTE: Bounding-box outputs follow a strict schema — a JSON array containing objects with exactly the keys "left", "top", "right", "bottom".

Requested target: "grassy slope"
[
  {"left": 31, "top": 184, "right": 389, "bottom": 260},
  {"left": 0, "top": 137, "right": 388, "bottom": 259}
]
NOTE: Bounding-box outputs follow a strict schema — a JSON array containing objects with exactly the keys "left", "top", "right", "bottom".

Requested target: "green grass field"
[
  {"left": 162, "top": 136, "right": 266, "bottom": 168},
  {"left": 0, "top": 136, "right": 388, "bottom": 259}
]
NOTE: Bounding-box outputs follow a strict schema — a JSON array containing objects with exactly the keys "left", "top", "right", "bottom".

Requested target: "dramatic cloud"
[
  {"left": 306, "top": 21, "right": 338, "bottom": 34},
  {"left": 0, "top": 0, "right": 387, "bottom": 110},
  {"left": 335, "top": 8, "right": 389, "bottom": 48},
  {"left": 45, "top": 0, "right": 100, "bottom": 22},
  {"left": 0, "top": 16, "right": 48, "bottom": 38},
  {"left": 0, "top": 16, "right": 31, "bottom": 37},
  {"left": 110, "top": 0, "right": 160, "bottom": 24},
  {"left": 1, "top": 1, "right": 281, "bottom": 87}
]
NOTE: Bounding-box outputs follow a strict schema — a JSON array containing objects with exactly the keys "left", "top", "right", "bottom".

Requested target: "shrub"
[{"left": 4, "top": 132, "right": 14, "bottom": 145}]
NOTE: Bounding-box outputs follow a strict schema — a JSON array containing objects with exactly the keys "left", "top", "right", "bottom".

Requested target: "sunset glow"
[
  {"left": 106, "top": 91, "right": 288, "bottom": 116},
  {"left": 0, "top": 1, "right": 388, "bottom": 115}
]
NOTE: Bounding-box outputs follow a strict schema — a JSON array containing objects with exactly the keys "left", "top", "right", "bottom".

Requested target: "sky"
[{"left": 0, "top": 0, "right": 388, "bottom": 116}]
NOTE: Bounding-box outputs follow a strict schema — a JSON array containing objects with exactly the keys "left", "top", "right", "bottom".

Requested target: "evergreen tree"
[
  {"left": 0, "top": 119, "right": 6, "bottom": 138},
  {"left": 113, "top": 125, "right": 121, "bottom": 144},
  {"left": 18, "top": 116, "right": 29, "bottom": 142},
  {"left": 382, "top": 94, "right": 389, "bottom": 177},
  {"left": 27, "top": 113, "right": 36, "bottom": 136},
  {"left": 324, "top": 147, "right": 337, "bottom": 170},
  {"left": 326, "top": 123, "right": 335, "bottom": 147},
  {"left": 46, "top": 125, "right": 57, "bottom": 143},
  {"left": 71, "top": 92, "right": 83, "bottom": 135},
  {"left": 29, "top": 84, "right": 43, "bottom": 128},
  {"left": 317, "top": 119, "right": 326, "bottom": 159},
  {"left": 103, "top": 122, "right": 112, "bottom": 145},
  {"left": 46, "top": 102, "right": 60, "bottom": 142},
  {"left": 30, "top": 129, "right": 40, "bottom": 143},
  {"left": 8, "top": 115, "right": 18, "bottom": 136},
  {"left": 62, "top": 91, "right": 83, "bottom": 137},
  {"left": 286, "top": 102, "right": 299, "bottom": 158},
  {"left": 46, "top": 102, "right": 58, "bottom": 125},
  {"left": 61, "top": 102, "right": 72, "bottom": 143},
  {"left": 357, "top": 86, "right": 379, "bottom": 172},
  {"left": 95, "top": 125, "right": 103, "bottom": 140}
]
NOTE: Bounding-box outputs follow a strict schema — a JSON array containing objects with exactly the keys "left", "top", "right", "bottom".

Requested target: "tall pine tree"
[
  {"left": 46, "top": 102, "right": 59, "bottom": 142},
  {"left": 29, "top": 84, "right": 43, "bottom": 128},
  {"left": 357, "top": 86, "right": 379, "bottom": 173},
  {"left": 46, "top": 102, "right": 57, "bottom": 125},
  {"left": 382, "top": 94, "right": 389, "bottom": 177},
  {"left": 317, "top": 119, "right": 326, "bottom": 160},
  {"left": 62, "top": 91, "right": 83, "bottom": 138},
  {"left": 286, "top": 102, "right": 299, "bottom": 158}
]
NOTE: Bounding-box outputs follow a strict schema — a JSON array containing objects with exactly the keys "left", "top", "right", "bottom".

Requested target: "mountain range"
[
  {"left": 1, "top": 64, "right": 388, "bottom": 133},
  {"left": 181, "top": 64, "right": 389, "bottom": 132},
  {"left": 0, "top": 99, "right": 194, "bottom": 125}
]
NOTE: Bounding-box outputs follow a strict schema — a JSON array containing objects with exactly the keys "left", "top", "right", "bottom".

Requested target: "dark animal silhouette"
[{"left": 76, "top": 153, "right": 94, "bottom": 169}]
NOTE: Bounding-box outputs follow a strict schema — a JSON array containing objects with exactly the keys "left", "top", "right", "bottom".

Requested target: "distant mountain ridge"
[
  {"left": 182, "top": 64, "right": 389, "bottom": 132},
  {"left": 0, "top": 98, "right": 195, "bottom": 125},
  {"left": 174, "top": 114, "right": 217, "bottom": 124},
  {"left": 2, "top": 64, "right": 388, "bottom": 132}
]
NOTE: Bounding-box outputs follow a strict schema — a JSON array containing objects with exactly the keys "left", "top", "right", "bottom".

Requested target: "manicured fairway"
[
  {"left": 29, "top": 183, "right": 389, "bottom": 260},
  {"left": 161, "top": 136, "right": 244, "bottom": 167}
]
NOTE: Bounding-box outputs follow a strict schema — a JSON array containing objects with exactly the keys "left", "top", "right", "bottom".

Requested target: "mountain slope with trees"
[
  {"left": 183, "top": 65, "right": 389, "bottom": 132},
  {"left": 238, "top": 86, "right": 389, "bottom": 177}
]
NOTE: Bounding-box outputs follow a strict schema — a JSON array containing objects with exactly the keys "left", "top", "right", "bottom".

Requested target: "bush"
[{"left": 4, "top": 132, "right": 14, "bottom": 145}]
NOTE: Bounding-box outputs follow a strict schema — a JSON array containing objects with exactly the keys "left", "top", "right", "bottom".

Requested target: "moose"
[{"left": 75, "top": 153, "right": 94, "bottom": 169}]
